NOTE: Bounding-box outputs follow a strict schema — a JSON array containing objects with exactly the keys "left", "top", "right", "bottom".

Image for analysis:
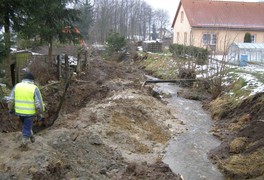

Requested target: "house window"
[
  {"left": 177, "top": 32, "right": 180, "bottom": 43},
  {"left": 203, "top": 33, "right": 217, "bottom": 45},
  {"left": 184, "top": 32, "right": 187, "bottom": 45},
  {"left": 181, "top": 11, "right": 184, "bottom": 23},
  {"left": 251, "top": 35, "right": 255, "bottom": 43}
]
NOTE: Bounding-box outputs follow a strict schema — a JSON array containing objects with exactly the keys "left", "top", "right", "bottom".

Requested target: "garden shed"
[
  {"left": 228, "top": 43, "right": 264, "bottom": 66},
  {"left": 10, "top": 50, "right": 32, "bottom": 86}
]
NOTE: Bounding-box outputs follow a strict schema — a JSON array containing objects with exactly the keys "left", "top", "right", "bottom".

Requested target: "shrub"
[
  {"left": 244, "top": 32, "right": 251, "bottom": 43},
  {"left": 169, "top": 44, "right": 208, "bottom": 64},
  {"left": 28, "top": 57, "right": 57, "bottom": 85},
  {"left": 106, "top": 32, "right": 126, "bottom": 53},
  {"left": 0, "top": 35, "right": 6, "bottom": 64}
]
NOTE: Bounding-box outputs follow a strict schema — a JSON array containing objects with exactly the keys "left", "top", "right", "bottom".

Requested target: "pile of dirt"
[
  {"left": 120, "top": 161, "right": 182, "bottom": 180},
  {"left": 0, "top": 56, "right": 184, "bottom": 179},
  {"left": 208, "top": 92, "right": 264, "bottom": 179}
]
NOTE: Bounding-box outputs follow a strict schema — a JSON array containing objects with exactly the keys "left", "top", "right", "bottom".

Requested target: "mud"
[
  {"left": 2, "top": 50, "right": 263, "bottom": 179},
  {"left": 208, "top": 92, "right": 264, "bottom": 179},
  {"left": 0, "top": 56, "right": 183, "bottom": 179}
]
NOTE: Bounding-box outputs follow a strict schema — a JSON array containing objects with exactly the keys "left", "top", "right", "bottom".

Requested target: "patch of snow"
[
  {"left": 137, "top": 46, "right": 143, "bottom": 51},
  {"left": 110, "top": 94, "right": 135, "bottom": 100},
  {"left": 143, "top": 40, "right": 162, "bottom": 43},
  {"left": 239, "top": 73, "right": 264, "bottom": 96},
  {"left": 58, "top": 54, "right": 77, "bottom": 66},
  {"left": 0, "top": 83, "right": 6, "bottom": 87},
  {"left": 224, "top": 65, "right": 264, "bottom": 97},
  {"left": 31, "top": 52, "right": 43, "bottom": 56},
  {"left": 195, "top": 56, "right": 264, "bottom": 98},
  {"left": 239, "top": 64, "right": 264, "bottom": 73}
]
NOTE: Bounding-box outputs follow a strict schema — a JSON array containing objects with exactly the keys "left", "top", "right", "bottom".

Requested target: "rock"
[
  {"left": 89, "top": 135, "right": 103, "bottom": 145},
  {"left": 29, "top": 167, "right": 38, "bottom": 174},
  {"left": 99, "top": 168, "right": 107, "bottom": 174},
  {"left": 76, "top": 122, "right": 88, "bottom": 129},
  {"left": 52, "top": 140, "right": 58, "bottom": 145}
]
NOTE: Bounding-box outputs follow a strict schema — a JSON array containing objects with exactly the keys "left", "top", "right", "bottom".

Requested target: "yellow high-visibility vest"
[{"left": 14, "top": 82, "right": 37, "bottom": 115}]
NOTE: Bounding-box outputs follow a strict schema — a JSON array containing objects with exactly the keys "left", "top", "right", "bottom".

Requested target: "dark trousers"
[{"left": 20, "top": 116, "right": 33, "bottom": 138}]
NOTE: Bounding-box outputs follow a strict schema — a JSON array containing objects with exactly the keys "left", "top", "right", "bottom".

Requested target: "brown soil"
[
  {"left": 2, "top": 50, "right": 264, "bottom": 179},
  {"left": 208, "top": 93, "right": 264, "bottom": 179},
  {"left": 0, "top": 55, "right": 183, "bottom": 179}
]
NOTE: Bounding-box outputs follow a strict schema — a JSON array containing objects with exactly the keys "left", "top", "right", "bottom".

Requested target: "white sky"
[{"left": 144, "top": 0, "right": 180, "bottom": 24}]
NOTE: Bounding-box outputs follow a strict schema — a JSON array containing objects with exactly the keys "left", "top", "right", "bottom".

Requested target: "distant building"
[
  {"left": 158, "top": 28, "right": 173, "bottom": 39},
  {"left": 172, "top": 0, "right": 264, "bottom": 54}
]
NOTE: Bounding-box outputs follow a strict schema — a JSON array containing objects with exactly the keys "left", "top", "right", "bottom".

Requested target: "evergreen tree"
[
  {"left": 106, "top": 32, "right": 126, "bottom": 53},
  {"left": 0, "top": 0, "right": 81, "bottom": 84},
  {"left": 0, "top": 0, "right": 26, "bottom": 85},
  {"left": 0, "top": 34, "right": 5, "bottom": 63},
  {"left": 152, "top": 24, "right": 158, "bottom": 40},
  {"left": 76, "top": 0, "right": 94, "bottom": 41},
  {"left": 244, "top": 32, "right": 252, "bottom": 43},
  {"left": 20, "top": 0, "right": 81, "bottom": 61}
]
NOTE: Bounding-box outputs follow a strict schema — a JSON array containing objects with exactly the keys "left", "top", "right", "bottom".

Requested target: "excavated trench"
[{"left": 146, "top": 77, "right": 224, "bottom": 180}]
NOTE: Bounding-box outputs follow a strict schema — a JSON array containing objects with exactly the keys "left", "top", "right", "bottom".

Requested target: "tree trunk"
[
  {"left": 57, "top": 55, "right": 62, "bottom": 80},
  {"left": 4, "top": 14, "right": 12, "bottom": 86},
  {"left": 84, "top": 50, "right": 88, "bottom": 69},
  {"left": 64, "top": 54, "right": 69, "bottom": 80},
  {"left": 48, "top": 40, "right": 53, "bottom": 62}
]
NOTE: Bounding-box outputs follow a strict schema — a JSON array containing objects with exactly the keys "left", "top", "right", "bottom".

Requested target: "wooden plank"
[
  {"left": 142, "top": 79, "right": 198, "bottom": 87},
  {"left": 144, "top": 79, "right": 197, "bottom": 83}
]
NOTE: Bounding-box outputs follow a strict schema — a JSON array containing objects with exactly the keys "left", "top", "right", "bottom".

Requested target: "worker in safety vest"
[{"left": 8, "top": 73, "right": 45, "bottom": 148}]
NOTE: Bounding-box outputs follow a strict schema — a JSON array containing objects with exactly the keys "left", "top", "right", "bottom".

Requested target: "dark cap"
[{"left": 23, "top": 73, "right": 35, "bottom": 80}]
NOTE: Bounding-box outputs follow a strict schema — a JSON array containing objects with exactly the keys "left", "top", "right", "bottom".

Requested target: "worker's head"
[{"left": 23, "top": 73, "right": 35, "bottom": 81}]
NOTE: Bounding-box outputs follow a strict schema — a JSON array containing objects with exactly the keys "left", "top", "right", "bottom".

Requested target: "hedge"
[{"left": 169, "top": 44, "right": 208, "bottom": 64}]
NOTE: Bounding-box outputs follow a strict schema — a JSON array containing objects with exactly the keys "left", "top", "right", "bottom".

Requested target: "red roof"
[{"left": 172, "top": 0, "right": 264, "bottom": 30}]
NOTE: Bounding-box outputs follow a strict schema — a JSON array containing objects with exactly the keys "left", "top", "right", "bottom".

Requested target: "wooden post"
[
  {"left": 84, "top": 51, "right": 88, "bottom": 69},
  {"left": 76, "top": 52, "right": 81, "bottom": 73},
  {"left": 57, "top": 55, "right": 61, "bottom": 80},
  {"left": 65, "top": 54, "right": 69, "bottom": 80}
]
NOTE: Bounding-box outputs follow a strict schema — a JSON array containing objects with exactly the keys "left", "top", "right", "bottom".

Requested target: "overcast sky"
[{"left": 144, "top": 0, "right": 180, "bottom": 24}]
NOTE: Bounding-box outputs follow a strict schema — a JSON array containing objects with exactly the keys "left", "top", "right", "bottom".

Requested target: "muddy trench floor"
[{"left": 0, "top": 58, "right": 183, "bottom": 179}]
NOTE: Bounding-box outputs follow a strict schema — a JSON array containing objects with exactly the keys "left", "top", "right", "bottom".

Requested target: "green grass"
[
  {"left": 251, "top": 72, "right": 264, "bottom": 84},
  {"left": 229, "top": 68, "right": 264, "bottom": 83}
]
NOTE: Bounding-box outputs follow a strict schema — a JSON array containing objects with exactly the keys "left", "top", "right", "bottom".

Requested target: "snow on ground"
[
  {"left": 177, "top": 53, "right": 264, "bottom": 98},
  {"left": 232, "top": 64, "right": 264, "bottom": 97},
  {"left": 214, "top": 56, "right": 264, "bottom": 96},
  {"left": 201, "top": 57, "right": 264, "bottom": 98},
  {"left": 163, "top": 55, "right": 264, "bottom": 97}
]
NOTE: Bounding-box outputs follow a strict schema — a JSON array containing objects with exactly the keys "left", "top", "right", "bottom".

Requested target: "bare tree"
[
  {"left": 89, "top": 0, "right": 166, "bottom": 43},
  {"left": 153, "top": 9, "right": 170, "bottom": 39}
]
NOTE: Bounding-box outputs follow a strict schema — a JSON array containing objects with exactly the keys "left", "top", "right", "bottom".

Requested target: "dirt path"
[{"left": 0, "top": 57, "right": 184, "bottom": 179}]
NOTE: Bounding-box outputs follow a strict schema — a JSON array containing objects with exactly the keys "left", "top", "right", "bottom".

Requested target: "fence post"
[
  {"left": 76, "top": 52, "right": 81, "bottom": 73},
  {"left": 64, "top": 54, "right": 69, "bottom": 80},
  {"left": 57, "top": 55, "right": 61, "bottom": 80},
  {"left": 84, "top": 50, "right": 88, "bottom": 69}
]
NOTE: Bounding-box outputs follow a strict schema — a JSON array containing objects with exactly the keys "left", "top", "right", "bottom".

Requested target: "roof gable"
[{"left": 172, "top": 0, "right": 264, "bottom": 30}]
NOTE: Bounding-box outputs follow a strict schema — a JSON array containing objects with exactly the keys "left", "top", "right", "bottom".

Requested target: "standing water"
[{"left": 153, "top": 81, "right": 224, "bottom": 180}]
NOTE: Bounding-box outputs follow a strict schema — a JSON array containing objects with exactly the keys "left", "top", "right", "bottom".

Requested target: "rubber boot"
[
  {"left": 30, "top": 135, "right": 35, "bottom": 143},
  {"left": 30, "top": 130, "right": 35, "bottom": 143},
  {"left": 20, "top": 137, "right": 30, "bottom": 149}
]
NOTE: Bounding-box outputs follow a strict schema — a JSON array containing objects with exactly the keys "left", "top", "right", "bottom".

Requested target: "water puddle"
[{"left": 152, "top": 81, "right": 224, "bottom": 180}]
